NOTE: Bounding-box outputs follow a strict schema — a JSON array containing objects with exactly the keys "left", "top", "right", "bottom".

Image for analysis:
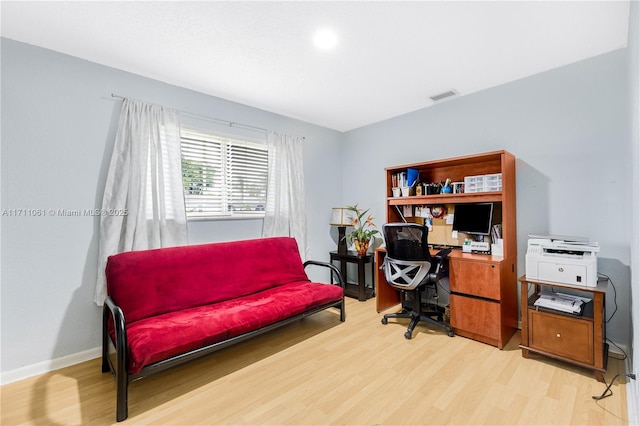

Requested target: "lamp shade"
[{"left": 330, "top": 207, "right": 353, "bottom": 226}]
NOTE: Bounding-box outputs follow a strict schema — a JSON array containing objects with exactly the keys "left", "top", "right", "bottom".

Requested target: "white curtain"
[
  {"left": 94, "top": 98, "right": 188, "bottom": 305},
  {"left": 261, "top": 131, "right": 308, "bottom": 260}
]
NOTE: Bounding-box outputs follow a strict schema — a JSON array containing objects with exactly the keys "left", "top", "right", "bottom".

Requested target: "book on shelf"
[
  {"left": 391, "top": 169, "right": 419, "bottom": 189},
  {"left": 491, "top": 224, "right": 502, "bottom": 242}
]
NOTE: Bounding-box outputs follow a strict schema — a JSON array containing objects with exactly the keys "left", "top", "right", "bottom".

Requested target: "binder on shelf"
[{"left": 407, "top": 168, "right": 419, "bottom": 187}]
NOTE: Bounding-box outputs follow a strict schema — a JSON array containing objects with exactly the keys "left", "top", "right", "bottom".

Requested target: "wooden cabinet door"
[
  {"left": 529, "top": 310, "right": 594, "bottom": 364},
  {"left": 450, "top": 259, "right": 501, "bottom": 300},
  {"left": 450, "top": 294, "right": 501, "bottom": 340}
]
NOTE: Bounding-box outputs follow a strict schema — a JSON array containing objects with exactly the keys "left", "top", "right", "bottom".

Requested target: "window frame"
[{"left": 180, "top": 128, "right": 268, "bottom": 221}]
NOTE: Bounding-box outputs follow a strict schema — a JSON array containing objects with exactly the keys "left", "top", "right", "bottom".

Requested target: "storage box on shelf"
[
  {"left": 484, "top": 173, "right": 503, "bottom": 192},
  {"left": 377, "top": 150, "right": 517, "bottom": 349},
  {"left": 464, "top": 175, "right": 485, "bottom": 193},
  {"left": 463, "top": 173, "right": 502, "bottom": 193}
]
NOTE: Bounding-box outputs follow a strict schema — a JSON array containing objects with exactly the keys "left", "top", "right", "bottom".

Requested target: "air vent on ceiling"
[{"left": 430, "top": 89, "right": 458, "bottom": 102}]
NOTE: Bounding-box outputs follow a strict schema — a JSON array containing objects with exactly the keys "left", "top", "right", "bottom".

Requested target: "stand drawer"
[{"left": 528, "top": 310, "right": 593, "bottom": 364}]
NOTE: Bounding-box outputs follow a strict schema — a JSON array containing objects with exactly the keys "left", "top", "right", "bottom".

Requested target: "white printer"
[{"left": 525, "top": 234, "right": 600, "bottom": 287}]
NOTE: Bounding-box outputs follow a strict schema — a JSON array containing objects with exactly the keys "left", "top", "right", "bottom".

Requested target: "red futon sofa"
[{"left": 101, "top": 237, "right": 345, "bottom": 422}]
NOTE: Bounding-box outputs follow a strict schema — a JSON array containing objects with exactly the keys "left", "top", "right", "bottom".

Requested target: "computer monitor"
[{"left": 452, "top": 203, "right": 494, "bottom": 236}]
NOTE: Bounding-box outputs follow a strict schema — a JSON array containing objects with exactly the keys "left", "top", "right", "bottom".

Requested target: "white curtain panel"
[
  {"left": 94, "top": 98, "right": 188, "bottom": 305},
  {"left": 262, "top": 131, "right": 308, "bottom": 260}
]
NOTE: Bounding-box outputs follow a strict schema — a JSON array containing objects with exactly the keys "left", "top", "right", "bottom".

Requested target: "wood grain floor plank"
[{"left": 0, "top": 298, "right": 629, "bottom": 425}]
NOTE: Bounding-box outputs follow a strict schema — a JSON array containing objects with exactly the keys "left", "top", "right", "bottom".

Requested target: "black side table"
[{"left": 329, "top": 250, "right": 375, "bottom": 301}]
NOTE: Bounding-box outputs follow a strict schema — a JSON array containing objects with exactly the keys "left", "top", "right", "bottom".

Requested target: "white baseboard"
[
  {"left": 1, "top": 347, "right": 101, "bottom": 386},
  {"left": 625, "top": 355, "right": 639, "bottom": 426},
  {"left": 628, "top": 379, "right": 639, "bottom": 426},
  {"left": 608, "top": 342, "right": 629, "bottom": 359}
]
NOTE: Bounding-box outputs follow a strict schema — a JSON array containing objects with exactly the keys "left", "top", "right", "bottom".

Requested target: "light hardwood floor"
[{"left": 1, "top": 297, "right": 630, "bottom": 425}]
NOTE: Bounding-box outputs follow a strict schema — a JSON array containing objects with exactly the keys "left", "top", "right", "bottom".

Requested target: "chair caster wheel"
[
  {"left": 404, "top": 331, "right": 413, "bottom": 339},
  {"left": 381, "top": 317, "right": 388, "bottom": 325},
  {"left": 447, "top": 331, "right": 454, "bottom": 337}
]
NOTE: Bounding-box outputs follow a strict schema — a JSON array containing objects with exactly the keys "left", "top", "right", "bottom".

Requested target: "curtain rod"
[{"left": 111, "top": 93, "right": 268, "bottom": 134}]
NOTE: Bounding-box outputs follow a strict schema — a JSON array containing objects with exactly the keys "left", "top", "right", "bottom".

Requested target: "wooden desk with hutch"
[{"left": 376, "top": 150, "right": 518, "bottom": 349}]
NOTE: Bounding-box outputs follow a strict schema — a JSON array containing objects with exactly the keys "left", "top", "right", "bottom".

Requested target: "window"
[{"left": 181, "top": 129, "right": 268, "bottom": 219}]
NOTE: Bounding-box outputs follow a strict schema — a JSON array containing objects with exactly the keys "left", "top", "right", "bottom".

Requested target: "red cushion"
[
  {"left": 106, "top": 237, "right": 309, "bottom": 324},
  {"left": 126, "top": 281, "right": 343, "bottom": 374}
]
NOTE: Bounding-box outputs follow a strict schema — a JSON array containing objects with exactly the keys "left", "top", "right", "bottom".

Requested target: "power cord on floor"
[{"left": 592, "top": 373, "right": 636, "bottom": 401}]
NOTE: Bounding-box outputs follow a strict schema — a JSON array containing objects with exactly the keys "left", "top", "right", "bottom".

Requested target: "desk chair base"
[{"left": 382, "top": 309, "right": 454, "bottom": 340}]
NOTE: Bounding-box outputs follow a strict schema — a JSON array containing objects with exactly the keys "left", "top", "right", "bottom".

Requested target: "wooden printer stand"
[{"left": 518, "top": 275, "right": 608, "bottom": 382}]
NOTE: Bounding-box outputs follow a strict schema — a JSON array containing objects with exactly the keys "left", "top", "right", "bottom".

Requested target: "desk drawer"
[
  {"left": 528, "top": 310, "right": 593, "bottom": 364},
  {"left": 450, "top": 294, "right": 500, "bottom": 340},
  {"left": 450, "top": 259, "right": 501, "bottom": 300}
]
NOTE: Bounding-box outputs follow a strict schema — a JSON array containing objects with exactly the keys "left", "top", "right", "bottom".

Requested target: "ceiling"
[{"left": 0, "top": 1, "right": 631, "bottom": 132}]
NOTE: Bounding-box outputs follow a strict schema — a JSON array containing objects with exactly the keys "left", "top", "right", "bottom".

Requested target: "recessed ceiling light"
[{"left": 313, "top": 29, "right": 338, "bottom": 50}]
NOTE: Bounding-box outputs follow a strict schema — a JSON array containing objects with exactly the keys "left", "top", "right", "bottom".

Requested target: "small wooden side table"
[
  {"left": 518, "top": 275, "right": 608, "bottom": 382},
  {"left": 329, "top": 250, "right": 375, "bottom": 301}
]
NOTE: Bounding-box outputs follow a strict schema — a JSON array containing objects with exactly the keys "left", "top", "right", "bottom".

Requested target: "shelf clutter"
[{"left": 390, "top": 170, "right": 503, "bottom": 196}]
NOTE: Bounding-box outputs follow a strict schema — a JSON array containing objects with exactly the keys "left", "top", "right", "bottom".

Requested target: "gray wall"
[
  {"left": 0, "top": 38, "right": 342, "bottom": 378},
  {"left": 341, "top": 48, "right": 632, "bottom": 350}
]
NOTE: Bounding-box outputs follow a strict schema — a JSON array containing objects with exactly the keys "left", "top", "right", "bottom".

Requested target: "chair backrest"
[
  {"left": 382, "top": 223, "right": 432, "bottom": 290},
  {"left": 383, "top": 223, "right": 431, "bottom": 262}
]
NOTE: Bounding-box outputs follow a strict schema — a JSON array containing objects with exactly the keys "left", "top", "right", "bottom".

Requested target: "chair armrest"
[
  {"left": 432, "top": 247, "right": 452, "bottom": 265},
  {"left": 303, "top": 260, "right": 345, "bottom": 289},
  {"left": 431, "top": 248, "right": 452, "bottom": 279}
]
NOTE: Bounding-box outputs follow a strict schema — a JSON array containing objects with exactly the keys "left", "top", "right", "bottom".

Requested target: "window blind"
[{"left": 181, "top": 129, "right": 268, "bottom": 219}]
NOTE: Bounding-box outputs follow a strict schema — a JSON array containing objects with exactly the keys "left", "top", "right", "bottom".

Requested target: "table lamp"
[{"left": 330, "top": 207, "right": 352, "bottom": 254}]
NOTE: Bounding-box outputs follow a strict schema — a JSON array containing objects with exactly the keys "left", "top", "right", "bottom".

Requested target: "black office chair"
[{"left": 380, "top": 223, "right": 454, "bottom": 339}]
